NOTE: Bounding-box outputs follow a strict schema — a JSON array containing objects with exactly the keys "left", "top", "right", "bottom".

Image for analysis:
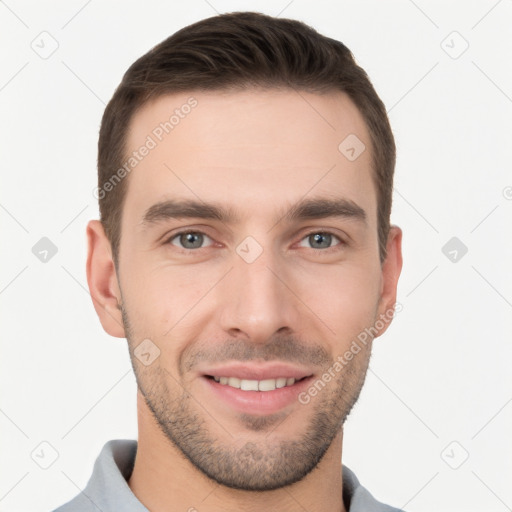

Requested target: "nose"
[{"left": 218, "top": 245, "right": 301, "bottom": 344}]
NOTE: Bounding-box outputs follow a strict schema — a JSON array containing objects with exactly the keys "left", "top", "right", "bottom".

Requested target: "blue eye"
[
  {"left": 168, "top": 231, "right": 214, "bottom": 249},
  {"left": 165, "top": 230, "right": 344, "bottom": 253},
  {"left": 299, "top": 232, "right": 343, "bottom": 250}
]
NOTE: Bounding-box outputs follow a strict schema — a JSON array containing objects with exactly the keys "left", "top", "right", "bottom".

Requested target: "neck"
[{"left": 128, "top": 391, "right": 346, "bottom": 512}]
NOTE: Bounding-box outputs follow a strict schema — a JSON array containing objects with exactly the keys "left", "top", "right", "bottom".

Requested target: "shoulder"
[
  {"left": 51, "top": 439, "right": 145, "bottom": 512},
  {"left": 343, "top": 465, "right": 406, "bottom": 512}
]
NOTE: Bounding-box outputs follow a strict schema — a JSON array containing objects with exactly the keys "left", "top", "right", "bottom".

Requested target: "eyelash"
[{"left": 164, "top": 229, "right": 346, "bottom": 254}]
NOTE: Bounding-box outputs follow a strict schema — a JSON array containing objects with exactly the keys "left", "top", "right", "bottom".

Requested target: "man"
[{"left": 54, "top": 11, "right": 403, "bottom": 512}]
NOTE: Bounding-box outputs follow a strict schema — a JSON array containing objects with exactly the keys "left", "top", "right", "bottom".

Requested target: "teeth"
[
  {"left": 240, "top": 379, "right": 259, "bottom": 391},
  {"left": 228, "top": 377, "right": 240, "bottom": 388},
  {"left": 276, "top": 377, "right": 287, "bottom": 388},
  {"left": 212, "top": 376, "right": 298, "bottom": 391},
  {"left": 258, "top": 379, "right": 277, "bottom": 391}
]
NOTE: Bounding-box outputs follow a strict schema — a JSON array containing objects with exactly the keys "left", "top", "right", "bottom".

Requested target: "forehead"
[{"left": 122, "top": 88, "right": 375, "bottom": 226}]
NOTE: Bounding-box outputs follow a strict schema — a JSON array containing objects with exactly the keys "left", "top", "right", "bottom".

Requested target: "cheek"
[
  {"left": 123, "top": 259, "right": 218, "bottom": 342},
  {"left": 297, "top": 261, "right": 381, "bottom": 342}
]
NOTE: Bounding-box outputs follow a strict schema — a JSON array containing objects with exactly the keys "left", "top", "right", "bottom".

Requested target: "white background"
[{"left": 1, "top": 1, "right": 511, "bottom": 511}]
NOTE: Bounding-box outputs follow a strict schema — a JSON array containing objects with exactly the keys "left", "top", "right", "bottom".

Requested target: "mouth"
[
  {"left": 205, "top": 375, "right": 308, "bottom": 391},
  {"left": 197, "top": 363, "right": 315, "bottom": 416}
]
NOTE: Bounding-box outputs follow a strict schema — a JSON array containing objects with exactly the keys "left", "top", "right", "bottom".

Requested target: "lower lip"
[{"left": 201, "top": 376, "right": 314, "bottom": 415}]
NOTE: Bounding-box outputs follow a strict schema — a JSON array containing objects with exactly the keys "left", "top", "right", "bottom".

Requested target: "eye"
[
  {"left": 298, "top": 231, "right": 343, "bottom": 250},
  {"left": 167, "top": 231, "right": 214, "bottom": 250}
]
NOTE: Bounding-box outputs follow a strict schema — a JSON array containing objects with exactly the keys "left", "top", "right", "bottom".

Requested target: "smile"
[{"left": 208, "top": 376, "right": 301, "bottom": 391}]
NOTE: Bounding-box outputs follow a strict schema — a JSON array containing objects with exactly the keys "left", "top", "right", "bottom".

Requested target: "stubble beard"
[{"left": 121, "top": 304, "right": 372, "bottom": 491}]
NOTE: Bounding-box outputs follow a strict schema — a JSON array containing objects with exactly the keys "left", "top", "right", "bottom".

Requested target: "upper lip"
[{"left": 197, "top": 362, "right": 314, "bottom": 381}]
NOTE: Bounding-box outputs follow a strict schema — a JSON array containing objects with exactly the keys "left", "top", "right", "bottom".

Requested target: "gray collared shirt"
[{"left": 52, "top": 439, "right": 404, "bottom": 511}]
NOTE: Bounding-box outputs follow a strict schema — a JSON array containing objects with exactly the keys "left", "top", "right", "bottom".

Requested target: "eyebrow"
[{"left": 140, "top": 197, "right": 367, "bottom": 228}]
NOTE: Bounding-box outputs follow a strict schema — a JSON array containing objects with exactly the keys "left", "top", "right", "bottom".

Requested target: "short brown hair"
[{"left": 98, "top": 11, "right": 395, "bottom": 267}]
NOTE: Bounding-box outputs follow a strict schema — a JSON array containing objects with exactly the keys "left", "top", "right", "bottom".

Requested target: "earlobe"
[
  {"left": 86, "top": 220, "right": 126, "bottom": 338},
  {"left": 375, "top": 225, "right": 403, "bottom": 338}
]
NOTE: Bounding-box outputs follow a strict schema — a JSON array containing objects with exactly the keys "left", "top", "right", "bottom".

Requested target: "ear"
[
  {"left": 375, "top": 225, "right": 403, "bottom": 338},
  {"left": 86, "top": 220, "right": 126, "bottom": 338}
]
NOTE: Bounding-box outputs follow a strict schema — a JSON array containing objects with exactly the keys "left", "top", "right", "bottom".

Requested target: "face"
[{"left": 90, "top": 89, "right": 402, "bottom": 491}]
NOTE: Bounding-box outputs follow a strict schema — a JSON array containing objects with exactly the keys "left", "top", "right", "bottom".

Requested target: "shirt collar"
[{"left": 67, "top": 439, "right": 401, "bottom": 512}]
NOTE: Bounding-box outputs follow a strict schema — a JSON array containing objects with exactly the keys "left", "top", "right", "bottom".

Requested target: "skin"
[{"left": 87, "top": 89, "right": 402, "bottom": 512}]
